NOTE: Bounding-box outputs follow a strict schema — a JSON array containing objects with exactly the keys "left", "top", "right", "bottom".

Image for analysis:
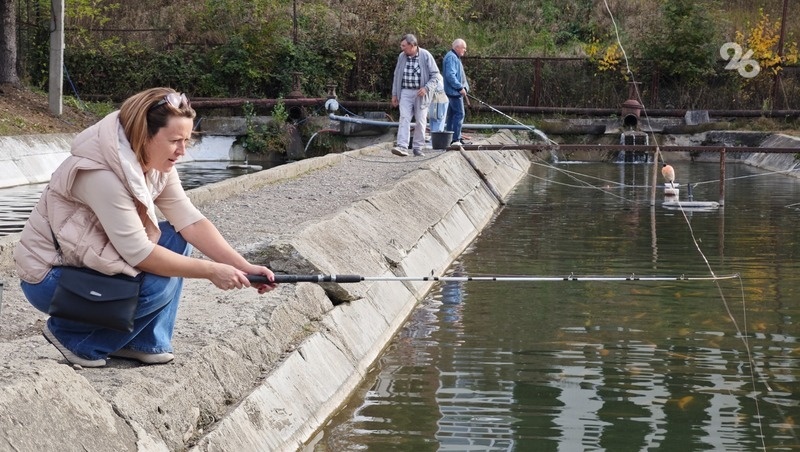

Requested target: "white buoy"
[
  {"left": 663, "top": 181, "right": 719, "bottom": 210},
  {"left": 664, "top": 182, "right": 679, "bottom": 198},
  {"left": 662, "top": 200, "right": 720, "bottom": 211},
  {"left": 226, "top": 163, "right": 263, "bottom": 170}
]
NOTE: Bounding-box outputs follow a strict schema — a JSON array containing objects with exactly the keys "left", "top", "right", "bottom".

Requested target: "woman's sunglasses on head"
[{"left": 150, "top": 92, "right": 189, "bottom": 111}]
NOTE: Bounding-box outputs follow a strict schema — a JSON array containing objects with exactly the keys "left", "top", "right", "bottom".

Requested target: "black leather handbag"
[
  {"left": 47, "top": 228, "right": 142, "bottom": 332},
  {"left": 49, "top": 266, "right": 143, "bottom": 332}
]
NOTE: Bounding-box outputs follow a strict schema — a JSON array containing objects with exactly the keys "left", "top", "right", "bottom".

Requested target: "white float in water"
[
  {"left": 663, "top": 182, "right": 719, "bottom": 210},
  {"left": 662, "top": 200, "right": 720, "bottom": 211}
]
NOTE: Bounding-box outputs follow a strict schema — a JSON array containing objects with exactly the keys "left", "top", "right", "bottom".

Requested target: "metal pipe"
[
  {"left": 89, "top": 95, "right": 800, "bottom": 119},
  {"left": 454, "top": 144, "right": 800, "bottom": 154},
  {"left": 328, "top": 113, "right": 534, "bottom": 130},
  {"left": 191, "top": 98, "right": 330, "bottom": 108},
  {"left": 336, "top": 101, "right": 800, "bottom": 118}
]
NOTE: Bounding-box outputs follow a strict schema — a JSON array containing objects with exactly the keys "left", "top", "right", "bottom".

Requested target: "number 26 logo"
[{"left": 720, "top": 42, "right": 761, "bottom": 78}]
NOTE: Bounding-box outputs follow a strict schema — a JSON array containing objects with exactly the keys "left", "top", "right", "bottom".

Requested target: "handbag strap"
[
  {"left": 50, "top": 228, "right": 62, "bottom": 253},
  {"left": 50, "top": 227, "right": 66, "bottom": 267}
]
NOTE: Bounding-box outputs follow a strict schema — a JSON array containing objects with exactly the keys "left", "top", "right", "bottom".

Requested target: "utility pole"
[{"left": 48, "top": 0, "right": 64, "bottom": 116}]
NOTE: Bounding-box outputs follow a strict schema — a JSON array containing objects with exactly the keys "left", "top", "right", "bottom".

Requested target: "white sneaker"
[
  {"left": 111, "top": 348, "right": 175, "bottom": 365},
  {"left": 450, "top": 140, "right": 463, "bottom": 147},
  {"left": 43, "top": 325, "right": 106, "bottom": 368},
  {"left": 391, "top": 146, "right": 409, "bottom": 157}
]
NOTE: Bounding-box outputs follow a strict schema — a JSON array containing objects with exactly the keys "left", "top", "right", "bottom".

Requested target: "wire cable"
[{"left": 602, "top": 1, "right": 766, "bottom": 447}]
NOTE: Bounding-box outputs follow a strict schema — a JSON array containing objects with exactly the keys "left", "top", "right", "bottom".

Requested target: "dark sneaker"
[{"left": 413, "top": 149, "right": 425, "bottom": 157}]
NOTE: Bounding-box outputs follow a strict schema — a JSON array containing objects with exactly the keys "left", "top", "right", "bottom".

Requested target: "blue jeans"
[
  {"left": 445, "top": 96, "right": 465, "bottom": 142},
  {"left": 429, "top": 101, "right": 448, "bottom": 133},
  {"left": 21, "top": 221, "right": 191, "bottom": 360}
]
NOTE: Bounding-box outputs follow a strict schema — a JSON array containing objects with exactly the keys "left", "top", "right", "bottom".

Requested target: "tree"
[
  {"left": 639, "top": 0, "right": 719, "bottom": 85},
  {"left": 0, "top": 0, "right": 19, "bottom": 85}
]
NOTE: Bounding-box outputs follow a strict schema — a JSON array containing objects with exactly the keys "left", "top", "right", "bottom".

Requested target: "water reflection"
[
  {"left": 0, "top": 184, "right": 47, "bottom": 236},
  {"left": 434, "top": 265, "right": 517, "bottom": 451},
  {"left": 317, "top": 162, "right": 800, "bottom": 451},
  {"left": 0, "top": 161, "right": 268, "bottom": 236}
]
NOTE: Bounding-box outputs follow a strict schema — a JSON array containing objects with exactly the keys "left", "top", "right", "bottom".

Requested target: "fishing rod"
[
  {"left": 247, "top": 273, "right": 739, "bottom": 284},
  {"left": 466, "top": 93, "right": 558, "bottom": 145}
]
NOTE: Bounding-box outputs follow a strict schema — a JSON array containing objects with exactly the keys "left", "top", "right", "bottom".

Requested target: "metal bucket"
[{"left": 430, "top": 131, "right": 453, "bottom": 150}]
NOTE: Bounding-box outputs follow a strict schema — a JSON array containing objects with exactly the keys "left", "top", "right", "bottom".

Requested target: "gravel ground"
[{"left": 202, "top": 141, "right": 427, "bottom": 249}]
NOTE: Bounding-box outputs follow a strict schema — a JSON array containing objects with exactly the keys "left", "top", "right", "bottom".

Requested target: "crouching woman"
[{"left": 14, "top": 87, "right": 275, "bottom": 368}]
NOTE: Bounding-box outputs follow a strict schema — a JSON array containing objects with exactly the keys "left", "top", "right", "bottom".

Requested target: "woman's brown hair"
[{"left": 118, "top": 87, "right": 196, "bottom": 168}]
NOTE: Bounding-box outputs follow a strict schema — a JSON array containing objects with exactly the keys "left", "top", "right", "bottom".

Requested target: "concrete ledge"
[
  {"left": 0, "top": 132, "right": 533, "bottom": 451},
  {"left": 192, "top": 148, "right": 532, "bottom": 451},
  {"left": 0, "top": 134, "right": 74, "bottom": 188},
  {"left": 743, "top": 133, "right": 800, "bottom": 173}
]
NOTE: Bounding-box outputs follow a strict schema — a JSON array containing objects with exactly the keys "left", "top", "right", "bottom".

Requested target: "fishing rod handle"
[{"left": 246, "top": 274, "right": 363, "bottom": 284}]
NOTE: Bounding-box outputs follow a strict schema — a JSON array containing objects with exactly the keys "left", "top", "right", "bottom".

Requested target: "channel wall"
[{"left": 0, "top": 131, "right": 533, "bottom": 451}]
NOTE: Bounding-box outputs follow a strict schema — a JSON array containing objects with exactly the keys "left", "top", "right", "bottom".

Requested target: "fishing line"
[
  {"left": 525, "top": 167, "right": 637, "bottom": 204},
  {"left": 529, "top": 160, "right": 646, "bottom": 189},
  {"left": 342, "top": 152, "right": 436, "bottom": 164},
  {"left": 602, "top": 1, "right": 766, "bottom": 445},
  {"left": 465, "top": 92, "right": 559, "bottom": 146},
  {"left": 691, "top": 167, "right": 800, "bottom": 186}
]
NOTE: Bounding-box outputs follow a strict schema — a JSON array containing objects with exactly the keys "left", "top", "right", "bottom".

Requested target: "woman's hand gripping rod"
[{"left": 247, "top": 274, "right": 363, "bottom": 284}]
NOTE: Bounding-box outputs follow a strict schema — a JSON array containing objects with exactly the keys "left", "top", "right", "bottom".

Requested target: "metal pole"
[
  {"left": 719, "top": 148, "right": 726, "bottom": 206},
  {"left": 772, "top": 0, "right": 789, "bottom": 109},
  {"left": 48, "top": 0, "right": 64, "bottom": 116},
  {"left": 650, "top": 148, "right": 660, "bottom": 206}
]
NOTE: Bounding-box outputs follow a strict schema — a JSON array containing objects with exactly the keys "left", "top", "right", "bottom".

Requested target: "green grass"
[{"left": 63, "top": 96, "right": 117, "bottom": 118}]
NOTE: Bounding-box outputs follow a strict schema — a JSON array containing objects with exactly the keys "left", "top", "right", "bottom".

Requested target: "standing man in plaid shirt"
[{"left": 390, "top": 34, "right": 440, "bottom": 157}]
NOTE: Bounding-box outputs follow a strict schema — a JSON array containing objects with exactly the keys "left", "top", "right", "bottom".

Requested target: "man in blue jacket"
[
  {"left": 443, "top": 39, "right": 469, "bottom": 146},
  {"left": 390, "top": 34, "right": 440, "bottom": 157}
]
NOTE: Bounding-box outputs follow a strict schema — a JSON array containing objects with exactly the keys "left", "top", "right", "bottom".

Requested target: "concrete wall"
[
  {"left": 194, "top": 149, "right": 532, "bottom": 450},
  {"left": 0, "top": 134, "right": 533, "bottom": 451},
  {"left": 0, "top": 132, "right": 244, "bottom": 191},
  {"left": 0, "top": 134, "right": 74, "bottom": 188}
]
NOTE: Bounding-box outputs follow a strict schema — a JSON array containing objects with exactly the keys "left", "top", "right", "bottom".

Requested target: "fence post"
[
  {"left": 532, "top": 58, "right": 542, "bottom": 107},
  {"left": 719, "top": 148, "right": 726, "bottom": 206}
]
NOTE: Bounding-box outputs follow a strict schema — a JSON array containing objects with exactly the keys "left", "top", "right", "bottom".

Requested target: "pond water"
[{"left": 312, "top": 160, "right": 800, "bottom": 451}]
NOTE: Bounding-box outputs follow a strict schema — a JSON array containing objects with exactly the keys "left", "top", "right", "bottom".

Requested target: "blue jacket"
[{"left": 443, "top": 49, "right": 469, "bottom": 98}]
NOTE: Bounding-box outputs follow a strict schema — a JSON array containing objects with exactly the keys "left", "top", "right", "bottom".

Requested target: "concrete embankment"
[
  {"left": 0, "top": 134, "right": 75, "bottom": 188},
  {"left": 0, "top": 131, "right": 533, "bottom": 451}
]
